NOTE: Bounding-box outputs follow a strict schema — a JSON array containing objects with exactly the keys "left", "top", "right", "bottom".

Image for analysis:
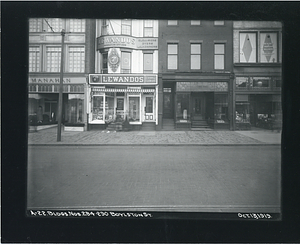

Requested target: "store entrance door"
[
  {"left": 163, "top": 92, "right": 173, "bottom": 118},
  {"left": 145, "top": 96, "right": 154, "bottom": 121},
  {"left": 192, "top": 93, "right": 206, "bottom": 120}
]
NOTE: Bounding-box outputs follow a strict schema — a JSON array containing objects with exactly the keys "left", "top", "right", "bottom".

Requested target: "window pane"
[
  {"left": 168, "top": 20, "right": 178, "bottom": 25},
  {"left": 168, "top": 56, "right": 177, "bottom": 69},
  {"left": 144, "top": 53, "right": 153, "bottom": 73},
  {"left": 214, "top": 55, "right": 224, "bottom": 69},
  {"left": 129, "top": 97, "right": 140, "bottom": 122},
  {"left": 46, "top": 47, "right": 61, "bottom": 72},
  {"left": 67, "top": 94, "right": 84, "bottom": 124},
  {"left": 191, "top": 55, "right": 200, "bottom": 69},
  {"left": 122, "top": 52, "right": 131, "bottom": 73},
  {"left": 29, "top": 46, "right": 40, "bottom": 72},
  {"left": 240, "top": 33, "right": 257, "bottom": 62},
  {"left": 68, "top": 46, "right": 85, "bottom": 72},
  {"left": 44, "top": 18, "right": 63, "bottom": 32},
  {"left": 191, "top": 20, "right": 201, "bottom": 25},
  {"left": 260, "top": 33, "right": 278, "bottom": 63},
  {"left": 214, "top": 21, "right": 224, "bottom": 25},
  {"left": 122, "top": 19, "right": 131, "bottom": 35},
  {"left": 146, "top": 97, "right": 153, "bottom": 113},
  {"left": 214, "top": 44, "right": 224, "bottom": 54},
  {"left": 69, "top": 19, "right": 85, "bottom": 32},
  {"left": 144, "top": 20, "right": 153, "bottom": 27},
  {"left": 214, "top": 94, "right": 228, "bottom": 122},
  {"left": 191, "top": 44, "right": 201, "bottom": 54},
  {"left": 168, "top": 44, "right": 178, "bottom": 54},
  {"left": 176, "top": 93, "right": 190, "bottom": 120},
  {"left": 144, "top": 27, "right": 153, "bottom": 37},
  {"left": 29, "top": 19, "right": 42, "bottom": 32}
]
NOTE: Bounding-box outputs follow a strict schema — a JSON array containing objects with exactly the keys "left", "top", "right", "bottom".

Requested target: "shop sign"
[
  {"left": 176, "top": 82, "right": 228, "bottom": 92},
  {"left": 97, "top": 35, "right": 158, "bottom": 50},
  {"left": 29, "top": 77, "right": 85, "bottom": 84},
  {"left": 89, "top": 74, "right": 157, "bottom": 85}
]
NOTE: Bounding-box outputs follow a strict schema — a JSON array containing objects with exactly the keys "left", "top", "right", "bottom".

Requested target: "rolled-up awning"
[{"left": 92, "top": 88, "right": 155, "bottom": 93}]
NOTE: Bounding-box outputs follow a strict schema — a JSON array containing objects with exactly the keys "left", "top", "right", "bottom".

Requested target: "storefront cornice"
[
  {"left": 234, "top": 63, "right": 282, "bottom": 68},
  {"left": 161, "top": 73, "right": 232, "bottom": 81}
]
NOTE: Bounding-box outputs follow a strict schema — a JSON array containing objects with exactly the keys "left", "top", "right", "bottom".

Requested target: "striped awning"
[{"left": 92, "top": 88, "right": 155, "bottom": 93}]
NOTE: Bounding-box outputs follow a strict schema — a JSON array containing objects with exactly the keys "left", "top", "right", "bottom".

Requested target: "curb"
[{"left": 28, "top": 143, "right": 281, "bottom": 147}]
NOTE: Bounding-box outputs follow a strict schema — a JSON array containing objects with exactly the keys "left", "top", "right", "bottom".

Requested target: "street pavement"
[
  {"left": 28, "top": 125, "right": 281, "bottom": 146},
  {"left": 27, "top": 145, "right": 281, "bottom": 212}
]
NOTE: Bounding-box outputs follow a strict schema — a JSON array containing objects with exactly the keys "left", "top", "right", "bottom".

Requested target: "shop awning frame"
[{"left": 92, "top": 88, "right": 155, "bottom": 93}]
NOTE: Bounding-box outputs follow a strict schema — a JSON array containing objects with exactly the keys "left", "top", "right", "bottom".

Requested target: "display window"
[
  {"left": 236, "top": 102, "right": 250, "bottom": 123},
  {"left": 105, "top": 95, "right": 114, "bottom": 123},
  {"left": 214, "top": 93, "right": 228, "bottom": 123},
  {"left": 92, "top": 95, "right": 104, "bottom": 121},
  {"left": 66, "top": 94, "right": 84, "bottom": 124},
  {"left": 176, "top": 93, "right": 190, "bottom": 121}
]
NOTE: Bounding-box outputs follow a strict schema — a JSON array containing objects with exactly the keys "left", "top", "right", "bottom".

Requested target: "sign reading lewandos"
[
  {"left": 97, "top": 35, "right": 158, "bottom": 50},
  {"left": 89, "top": 74, "right": 157, "bottom": 85}
]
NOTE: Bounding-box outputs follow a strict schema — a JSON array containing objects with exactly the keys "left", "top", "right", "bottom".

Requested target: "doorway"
[
  {"left": 163, "top": 87, "right": 173, "bottom": 118},
  {"left": 192, "top": 93, "right": 206, "bottom": 120}
]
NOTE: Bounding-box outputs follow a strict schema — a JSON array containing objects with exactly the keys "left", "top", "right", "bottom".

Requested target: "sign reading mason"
[
  {"left": 97, "top": 35, "right": 158, "bottom": 50},
  {"left": 89, "top": 74, "right": 158, "bottom": 85}
]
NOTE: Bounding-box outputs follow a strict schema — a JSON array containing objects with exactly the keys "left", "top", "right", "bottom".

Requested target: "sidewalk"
[{"left": 28, "top": 126, "right": 281, "bottom": 146}]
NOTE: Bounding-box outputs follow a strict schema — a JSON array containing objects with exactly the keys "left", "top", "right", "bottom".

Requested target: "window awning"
[{"left": 92, "top": 88, "right": 155, "bottom": 93}]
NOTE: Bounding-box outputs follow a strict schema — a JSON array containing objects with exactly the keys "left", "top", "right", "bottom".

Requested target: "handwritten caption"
[
  {"left": 28, "top": 210, "right": 153, "bottom": 218},
  {"left": 238, "top": 213, "right": 272, "bottom": 220}
]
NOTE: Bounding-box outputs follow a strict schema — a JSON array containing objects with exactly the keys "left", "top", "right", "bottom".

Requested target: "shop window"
[
  {"left": 29, "top": 46, "right": 41, "bottom": 72},
  {"left": 68, "top": 46, "right": 85, "bottom": 72},
  {"left": 191, "top": 20, "right": 201, "bottom": 25},
  {"left": 214, "top": 94, "right": 228, "bottom": 123},
  {"left": 92, "top": 96, "right": 104, "bottom": 121},
  {"left": 46, "top": 46, "right": 61, "bottom": 72},
  {"left": 67, "top": 94, "right": 84, "bottom": 124},
  {"left": 260, "top": 32, "right": 278, "bottom": 63},
  {"left": 176, "top": 93, "right": 190, "bottom": 121},
  {"left": 143, "top": 53, "right": 153, "bottom": 73},
  {"left": 121, "top": 19, "right": 131, "bottom": 35},
  {"left": 236, "top": 77, "right": 249, "bottom": 89},
  {"left": 144, "top": 20, "right": 153, "bottom": 37},
  {"left": 191, "top": 43, "right": 201, "bottom": 70},
  {"left": 121, "top": 52, "right": 131, "bottom": 73},
  {"left": 167, "top": 20, "right": 178, "bottom": 26},
  {"left": 29, "top": 18, "right": 43, "bottom": 32},
  {"left": 240, "top": 33, "right": 257, "bottom": 63},
  {"left": 69, "top": 19, "right": 85, "bottom": 32},
  {"left": 235, "top": 95, "right": 250, "bottom": 124},
  {"left": 214, "top": 44, "right": 225, "bottom": 70},
  {"left": 102, "top": 19, "right": 109, "bottom": 35},
  {"left": 105, "top": 95, "right": 114, "bottom": 123},
  {"left": 129, "top": 97, "right": 140, "bottom": 122},
  {"left": 167, "top": 43, "right": 178, "bottom": 70}
]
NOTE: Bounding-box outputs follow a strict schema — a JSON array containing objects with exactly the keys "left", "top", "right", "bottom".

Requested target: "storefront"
[
  {"left": 160, "top": 75, "right": 233, "bottom": 130},
  {"left": 28, "top": 77, "right": 86, "bottom": 128},
  {"left": 234, "top": 76, "right": 282, "bottom": 130},
  {"left": 88, "top": 74, "right": 158, "bottom": 130}
]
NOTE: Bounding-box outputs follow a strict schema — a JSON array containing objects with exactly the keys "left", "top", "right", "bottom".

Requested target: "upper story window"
[
  {"left": 167, "top": 43, "right": 178, "bottom": 70},
  {"left": 144, "top": 20, "right": 153, "bottom": 37},
  {"left": 121, "top": 51, "right": 131, "bottom": 73},
  {"left": 45, "top": 18, "right": 64, "bottom": 32},
  {"left": 214, "top": 43, "right": 225, "bottom": 70},
  {"left": 68, "top": 46, "right": 85, "bottom": 72},
  {"left": 191, "top": 20, "right": 201, "bottom": 25},
  {"left": 102, "top": 19, "right": 109, "bottom": 35},
  {"left": 239, "top": 32, "right": 257, "bottom": 63},
  {"left": 191, "top": 43, "right": 201, "bottom": 70},
  {"left": 46, "top": 46, "right": 61, "bottom": 72},
  {"left": 29, "top": 46, "right": 41, "bottom": 72},
  {"left": 102, "top": 52, "right": 108, "bottom": 74},
  {"left": 121, "top": 19, "right": 132, "bottom": 35},
  {"left": 29, "top": 19, "right": 43, "bottom": 32},
  {"left": 214, "top": 21, "right": 225, "bottom": 26},
  {"left": 69, "top": 19, "right": 85, "bottom": 32},
  {"left": 143, "top": 53, "right": 153, "bottom": 73},
  {"left": 260, "top": 32, "right": 278, "bottom": 63},
  {"left": 167, "top": 20, "right": 178, "bottom": 26}
]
